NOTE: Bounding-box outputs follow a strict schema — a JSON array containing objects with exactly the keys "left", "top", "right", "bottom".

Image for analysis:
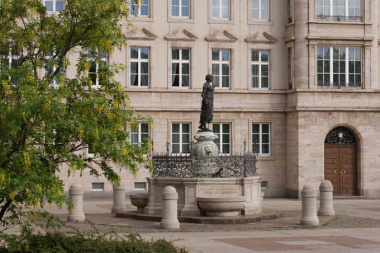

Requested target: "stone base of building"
[{"left": 144, "top": 177, "right": 263, "bottom": 216}]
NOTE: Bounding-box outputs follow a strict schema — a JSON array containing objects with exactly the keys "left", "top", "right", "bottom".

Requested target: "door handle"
[
  {"left": 340, "top": 171, "right": 343, "bottom": 177},
  {"left": 333, "top": 170, "right": 337, "bottom": 173}
]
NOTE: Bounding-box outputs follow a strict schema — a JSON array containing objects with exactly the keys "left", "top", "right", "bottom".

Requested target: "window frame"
[
  {"left": 211, "top": 49, "right": 231, "bottom": 89},
  {"left": 88, "top": 49, "right": 108, "bottom": 89},
  {"left": 316, "top": 0, "right": 363, "bottom": 22},
  {"left": 134, "top": 182, "right": 147, "bottom": 190},
  {"left": 251, "top": 50, "right": 270, "bottom": 89},
  {"left": 251, "top": 0, "right": 269, "bottom": 21},
  {"left": 44, "top": 51, "right": 65, "bottom": 88},
  {"left": 129, "top": 0, "right": 150, "bottom": 17},
  {"left": 171, "top": 0, "right": 190, "bottom": 18},
  {"left": 317, "top": 46, "right": 362, "bottom": 87},
  {"left": 211, "top": 0, "right": 231, "bottom": 19},
  {"left": 44, "top": 0, "right": 65, "bottom": 12},
  {"left": 0, "top": 44, "right": 20, "bottom": 81},
  {"left": 171, "top": 123, "right": 191, "bottom": 155},
  {"left": 171, "top": 48, "right": 190, "bottom": 88},
  {"left": 251, "top": 123, "right": 271, "bottom": 156},
  {"left": 92, "top": 182, "right": 105, "bottom": 192},
  {"left": 130, "top": 122, "right": 150, "bottom": 147},
  {"left": 212, "top": 123, "right": 231, "bottom": 155},
  {"left": 129, "top": 47, "right": 150, "bottom": 87}
]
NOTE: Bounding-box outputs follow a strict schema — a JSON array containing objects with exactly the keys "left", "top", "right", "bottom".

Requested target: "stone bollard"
[
  {"left": 67, "top": 183, "right": 85, "bottom": 222},
  {"left": 111, "top": 184, "right": 127, "bottom": 213},
  {"left": 318, "top": 180, "right": 335, "bottom": 216},
  {"left": 300, "top": 184, "right": 319, "bottom": 226},
  {"left": 160, "top": 186, "right": 180, "bottom": 229}
]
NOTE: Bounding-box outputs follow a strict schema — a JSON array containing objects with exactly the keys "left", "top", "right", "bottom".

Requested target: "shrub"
[{"left": 0, "top": 232, "right": 187, "bottom": 253}]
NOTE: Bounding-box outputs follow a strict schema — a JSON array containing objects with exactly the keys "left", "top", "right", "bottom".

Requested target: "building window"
[
  {"left": 316, "top": 0, "right": 362, "bottom": 22},
  {"left": 88, "top": 49, "right": 108, "bottom": 88},
  {"left": 134, "top": 182, "right": 147, "bottom": 190},
  {"left": 44, "top": 0, "right": 64, "bottom": 12},
  {"left": 0, "top": 44, "right": 19, "bottom": 81},
  {"left": 172, "top": 0, "right": 190, "bottom": 18},
  {"left": 87, "top": 143, "right": 97, "bottom": 157},
  {"left": 261, "top": 181, "right": 268, "bottom": 189},
  {"left": 212, "top": 0, "right": 230, "bottom": 19},
  {"left": 287, "top": 47, "right": 292, "bottom": 89},
  {"left": 172, "top": 123, "right": 190, "bottom": 154},
  {"left": 252, "top": 123, "right": 270, "bottom": 155},
  {"left": 317, "top": 46, "right": 362, "bottom": 87},
  {"left": 130, "top": 47, "right": 149, "bottom": 87},
  {"left": 172, "top": 49, "right": 190, "bottom": 87},
  {"left": 212, "top": 49, "right": 230, "bottom": 88},
  {"left": 92, "top": 182, "right": 104, "bottom": 191},
  {"left": 44, "top": 52, "right": 65, "bottom": 87},
  {"left": 251, "top": 0, "right": 269, "bottom": 20},
  {"left": 213, "top": 123, "right": 231, "bottom": 154},
  {"left": 131, "top": 123, "right": 150, "bottom": 147},
  {"left": 287, "top": 0, "right": 292, "bottom": 23},
  {"left": 252, "top": 50, "right": 269, "bottom": 89},
  {"left": 130, "top": 0, "right": 149, "bottom": 17}
]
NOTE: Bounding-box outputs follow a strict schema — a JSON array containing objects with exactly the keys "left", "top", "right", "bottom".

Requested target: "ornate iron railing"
[
  {"left": 317, "top": 15, "right": 363, "bottom": 22},
  {"left": 151, "top": 153, "right": 257, "bottom": 178}
]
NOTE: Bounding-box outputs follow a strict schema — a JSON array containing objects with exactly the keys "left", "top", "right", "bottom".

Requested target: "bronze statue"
[{"left": 199, "top": 74, "right": 215, "bottom": 130}]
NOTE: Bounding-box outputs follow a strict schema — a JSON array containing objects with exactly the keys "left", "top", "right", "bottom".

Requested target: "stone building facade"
[{"left": 56, "top": 0, "right": 380, "bottom": 198}]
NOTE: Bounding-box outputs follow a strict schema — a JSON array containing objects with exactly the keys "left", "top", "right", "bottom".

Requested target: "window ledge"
[
  {"left": 208, "top": 18, "right": 234, "bottom": 24},
  {"left": 248, "top": 20, "right": 273, "bottom": 26},
  {"left": 128, "top": 86, "right": 150, "bottom": 89},
  {"left": 256, "top": 156, "right": 274, "bottom": 161},
  {"left": 168, "top": 18, "right": 194, "bottom": 23},
  {"left": 128, "top": 17, "right": 153, "bottom": 22},
  {"left": 308, "top": 20, "right": 370, "bottom": 25}
]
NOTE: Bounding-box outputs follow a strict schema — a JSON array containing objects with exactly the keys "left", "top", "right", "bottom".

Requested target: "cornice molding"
[
  {"left": 126, "top": 28, "right": 157, "bottom": 41},
  {"left": 165, "top": 29, "right": 198, "bottom": 41},
  {"left": 205, "top": 30, "right": 238, "bottom": 43}
]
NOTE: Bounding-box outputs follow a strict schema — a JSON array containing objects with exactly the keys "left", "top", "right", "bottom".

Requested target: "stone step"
[
  {"left": 333, "top": 195, "right": 368, "bottom": 199},
  {"left": 116, "top": 211, "right": 282, "bottom": 224}
]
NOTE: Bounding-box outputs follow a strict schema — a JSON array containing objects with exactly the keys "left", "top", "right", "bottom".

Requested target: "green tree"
[{"left": 0, "top": 0, "right": 150, "bottom": 226}]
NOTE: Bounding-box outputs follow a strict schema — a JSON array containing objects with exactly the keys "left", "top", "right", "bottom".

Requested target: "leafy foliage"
[
  {"left": 0, "top": 0, "right": 151, "bottom": 226},
  {"left": 0, "top": 232, "right": 187, "bottom": 253}
]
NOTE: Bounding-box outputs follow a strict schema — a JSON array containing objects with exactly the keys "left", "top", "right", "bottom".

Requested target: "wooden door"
[{"left": 324, "top": 145, "right": 357, "bottom": 195}]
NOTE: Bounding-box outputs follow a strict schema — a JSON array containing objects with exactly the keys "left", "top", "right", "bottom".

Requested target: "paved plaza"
[{"left": 22, "top": 198, "right": 377, "bottom": 252}]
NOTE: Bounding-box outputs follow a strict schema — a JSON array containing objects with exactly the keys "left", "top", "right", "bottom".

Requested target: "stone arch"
[{"left": 324, "top": 125, "right": 360, "bottom": 196}]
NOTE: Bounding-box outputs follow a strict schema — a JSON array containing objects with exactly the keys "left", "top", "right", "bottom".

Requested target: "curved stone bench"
[
  {"left": 197, "top": 196, "right": 245, "bottom": 217},
  {"left": 130, "top": 192, "right": 148, "bottom": 213}
]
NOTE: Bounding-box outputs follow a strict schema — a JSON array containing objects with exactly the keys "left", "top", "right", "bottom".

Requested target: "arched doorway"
[{"left": 324, "top": 127, "right": 358, "bottom": 196}]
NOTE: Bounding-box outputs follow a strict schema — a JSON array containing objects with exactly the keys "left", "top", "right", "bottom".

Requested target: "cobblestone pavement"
[{"left": 4, "top": 198, "right": 380, "bottom": 252}]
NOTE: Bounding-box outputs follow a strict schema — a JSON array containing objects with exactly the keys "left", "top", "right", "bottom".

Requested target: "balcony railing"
[
  {"left": 318, "top": 82, "right": 362, "bottom": 88},
  {"left": 151, "top": 153, "right": 257, "bottom": 178},
  {"left": 317, "top": 15, "right": 363, "bottom": 22}
]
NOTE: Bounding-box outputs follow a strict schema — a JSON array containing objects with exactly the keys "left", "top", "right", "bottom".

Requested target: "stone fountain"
[
  {"left": 129, "top": 74, "right": 263, "bottom": 218},
  {"left": 143, "top": 130, "right": 263, "bottom": 217}
]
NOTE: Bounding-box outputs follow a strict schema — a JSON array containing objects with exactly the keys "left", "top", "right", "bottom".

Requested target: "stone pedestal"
[
  {"left": 67, "top": 183, "right": 85, "bottom": 222},
  {"left": 318, "top": 180, "right": 335, "bottom": 216},
  {"left": 111, "top": 184, "right": 126, "bottom": 213},
  {"left": 300, "top": 184, "right": 319, "bottom": 226},
  {"left": 192, "top": 130, "right": 219, "bottom": 176},
  {"left": 145, "top": 177, "right": 262, "bottom": 216},
  {"left": 160, "top": 186, "right": 180, "bottom": 229}
]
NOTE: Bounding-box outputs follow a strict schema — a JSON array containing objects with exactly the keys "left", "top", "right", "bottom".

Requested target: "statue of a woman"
[{"left": 199, "top": 74, "right": 215, "bottom": 130}]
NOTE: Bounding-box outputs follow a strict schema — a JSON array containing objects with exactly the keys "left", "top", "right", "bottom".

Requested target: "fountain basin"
[
  {"left": 198, "top": 196, "right": 245, "bottom": 217},
  {"left": 130, "top": 192, "right": 148, "bottom": 213}
]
